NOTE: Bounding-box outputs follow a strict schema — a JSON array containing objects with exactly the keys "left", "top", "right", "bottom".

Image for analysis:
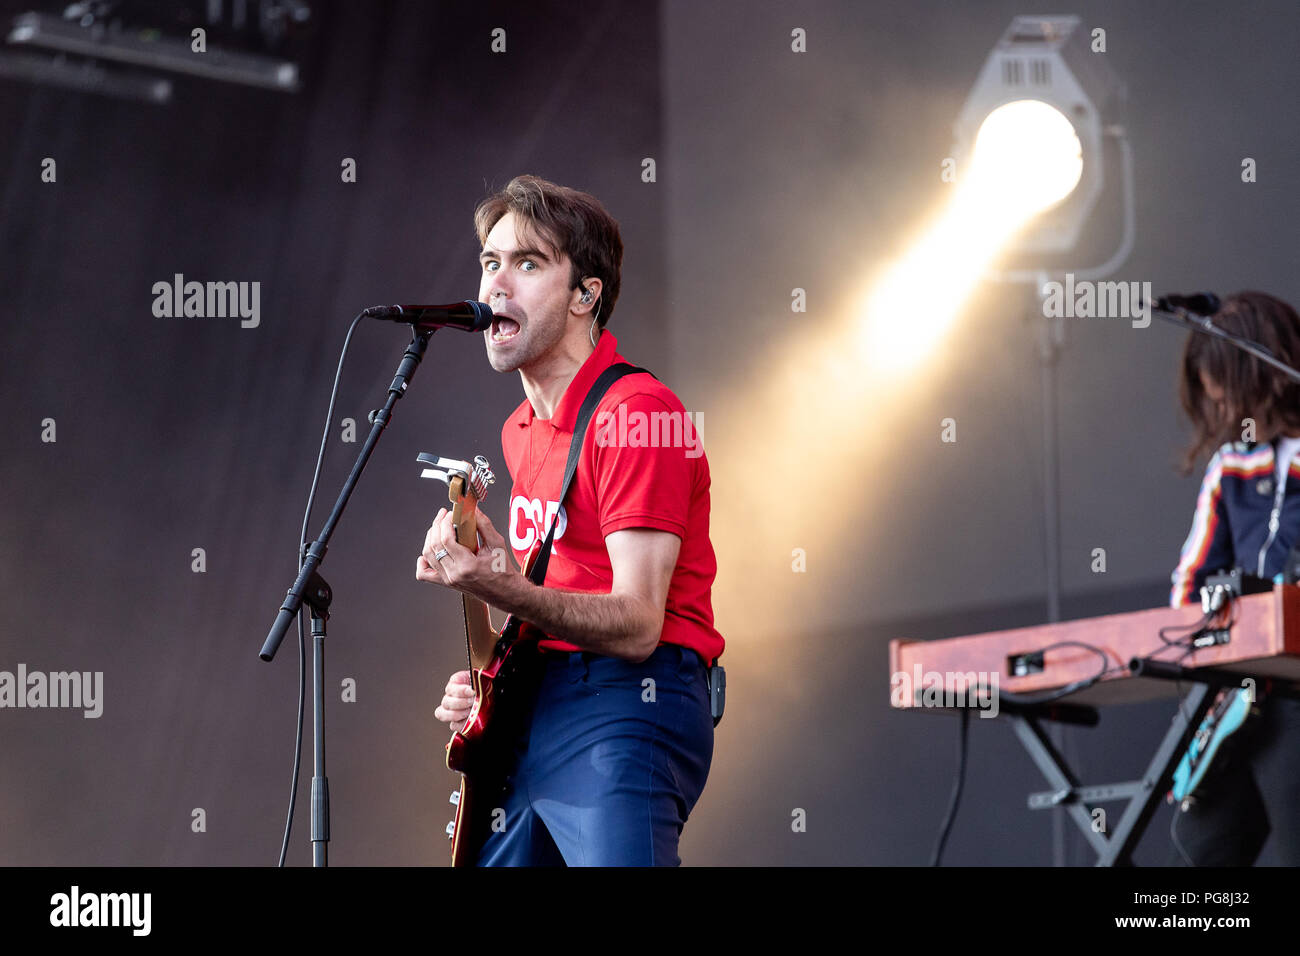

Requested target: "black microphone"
[
  {"left": 362, "top": 300, "right": 494, "bottom": 332},
  {"left": 1155, "top": 292, "right": 1222, "bottom": 316}
]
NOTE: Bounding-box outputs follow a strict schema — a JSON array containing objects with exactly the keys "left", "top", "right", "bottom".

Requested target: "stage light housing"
[{"left": 951, "top": 15, "right": 1124, "bottom": 253}]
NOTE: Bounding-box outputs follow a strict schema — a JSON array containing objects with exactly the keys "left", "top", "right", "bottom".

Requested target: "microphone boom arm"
[{"left": 1152, "top": 304, "right": 1300, "bottom": 386}]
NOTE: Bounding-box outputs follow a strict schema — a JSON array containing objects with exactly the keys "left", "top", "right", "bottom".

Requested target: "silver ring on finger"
[{"left": 434, "top": 547, "right": 449, "bottom": 563}]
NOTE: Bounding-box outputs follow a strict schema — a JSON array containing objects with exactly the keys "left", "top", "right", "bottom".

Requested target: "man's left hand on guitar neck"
[
  {"left": 417, "top": 507, "right": 520, "bottom": 610},
  {"left": 416, "top": 507, "right": 679, "bottom": 664}
]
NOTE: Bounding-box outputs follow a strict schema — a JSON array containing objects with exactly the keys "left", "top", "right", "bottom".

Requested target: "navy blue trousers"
[{"left": 475, "top": 642, "right": 714, "bottom": 866}]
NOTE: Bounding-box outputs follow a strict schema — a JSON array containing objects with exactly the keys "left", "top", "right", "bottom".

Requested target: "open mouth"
[{"left": 490, "top": 315, "right": 521, "bottom": 343}]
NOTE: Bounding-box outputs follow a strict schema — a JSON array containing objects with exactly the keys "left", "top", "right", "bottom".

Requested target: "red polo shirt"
[{"left": 499, "top": 330, "right": 724, "bottom": 664}]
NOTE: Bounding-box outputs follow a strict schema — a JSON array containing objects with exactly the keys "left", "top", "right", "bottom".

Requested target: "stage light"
[
  {"left": 968, "top": 99, "right": 1082, "bottom": 217},
  {"left": 952, "top": 15, "right": 1125, "bottom": 257},
  {"left": 861, "top": 16, "right": 1126, "bottom": 375},
  {"left": 863, "top": 105, "right": 1081, "bottom": 373}
]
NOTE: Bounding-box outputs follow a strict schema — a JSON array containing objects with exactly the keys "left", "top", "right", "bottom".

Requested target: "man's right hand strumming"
[{"left": 436, "top": 670, "right": 475, "bottom": 728}]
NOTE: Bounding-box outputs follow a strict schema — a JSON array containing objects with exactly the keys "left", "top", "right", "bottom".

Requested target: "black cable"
[
  {"left": 997, "top": 640, "right": 1114, "bottom": 707},
  {"left": 1156, "top": 607, "right": 1217, "bottom": 648},
  {"left": 930, "top": 707, "right": 970, "bottom": 866},
  {"left": 277, "top": 312, "right": 368, "bottom": 868},
  {"left": 1138, "top": 601, "right": 1232, "bottom": 727},
  {"left": 1170, "top": 802, "right": 1197, "bottom": 866},
  {"left": 1143, "top": 597, "right": 1236, "bottom": 827},
  {"left": 1000, "top": 605, "right": 1219, "bottom": 707}
]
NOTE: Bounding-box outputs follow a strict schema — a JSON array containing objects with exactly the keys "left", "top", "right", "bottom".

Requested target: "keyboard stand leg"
[{"left": 1006, "top": 682, "right": 1215, "bottom": 866}]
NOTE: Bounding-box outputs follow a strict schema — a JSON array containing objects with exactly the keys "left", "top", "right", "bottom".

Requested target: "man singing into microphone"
[{"left": 415, "top": 174, "right": 724, "bottom": 865}]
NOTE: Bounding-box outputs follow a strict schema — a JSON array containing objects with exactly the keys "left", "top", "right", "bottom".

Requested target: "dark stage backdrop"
[
  {"left": 0, "top": 0, "right": 669, "bottom": 866},
  {"left": 1, "top": 0, "right": 1297, "bottom": 866}
]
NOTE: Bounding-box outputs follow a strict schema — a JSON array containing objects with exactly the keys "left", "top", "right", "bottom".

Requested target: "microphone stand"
[{"left": 258, "top": 328, "right": 434, "bottom": 866}]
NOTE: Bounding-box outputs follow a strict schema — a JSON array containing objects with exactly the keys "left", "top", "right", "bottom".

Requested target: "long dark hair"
[{"left": 1180, "top": 291, "right": 1300, "bottom": 472}]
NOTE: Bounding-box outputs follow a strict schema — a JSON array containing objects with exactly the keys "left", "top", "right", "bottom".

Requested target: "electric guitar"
[{"left": 418, "top": 453, "right": 543, "bottom": 867}]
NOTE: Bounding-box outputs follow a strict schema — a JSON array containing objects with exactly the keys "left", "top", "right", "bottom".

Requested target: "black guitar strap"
[{"left": 527, "top": 361, "right": 652, "bottom": 586}]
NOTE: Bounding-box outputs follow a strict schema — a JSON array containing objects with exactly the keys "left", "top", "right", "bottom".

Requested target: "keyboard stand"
[
  {"left": 1010, "top": 659, "right": 1299, "bottom": 866},
  {"left": 1006, "top": 682, "right": 1213, "bottom": 866}
]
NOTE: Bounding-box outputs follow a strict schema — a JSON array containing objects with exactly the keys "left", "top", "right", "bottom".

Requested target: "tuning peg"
[
  {"left": 472, "top": 455, "right": 496, "bottom": 494},
  {"left": 449, "top": 790, "right": 460, "bottom": 806},
  {"left": 445, "top": 822, "right": 456, "bottom": 839}
]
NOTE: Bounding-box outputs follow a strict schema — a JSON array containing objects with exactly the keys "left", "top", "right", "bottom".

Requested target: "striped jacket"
[{"left": 1171, "top": 439, "right": 1300, "bottom": 607}]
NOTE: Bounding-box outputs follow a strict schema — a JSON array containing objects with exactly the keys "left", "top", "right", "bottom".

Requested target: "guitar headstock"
[
  {"left": 417, "top": 454, "right": 495, "bottom": 505},
  {"left": 419, "top": 453, "right": 502, "bottom": 687}
]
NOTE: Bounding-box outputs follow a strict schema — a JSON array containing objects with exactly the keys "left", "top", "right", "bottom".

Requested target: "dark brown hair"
[
  {"left": 473, "top": 174, "right": 623, "bottom": 329},
  {"left": 1179, "top": 291, "right": 1300, "bottom": 472}
]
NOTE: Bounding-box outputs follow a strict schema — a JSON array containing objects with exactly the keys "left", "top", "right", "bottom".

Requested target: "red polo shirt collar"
[{"left": 515, "top": 330, "right": 620, "bottom": 434}]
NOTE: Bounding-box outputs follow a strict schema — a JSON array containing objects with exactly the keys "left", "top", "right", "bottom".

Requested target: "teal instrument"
[{"left": 1171, "top": 687, "right": 1257, "bottom": 803}]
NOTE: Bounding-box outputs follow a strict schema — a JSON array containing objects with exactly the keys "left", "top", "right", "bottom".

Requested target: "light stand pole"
[{"left": 996, "top": 127, "right": 1136, "bottom": 866}]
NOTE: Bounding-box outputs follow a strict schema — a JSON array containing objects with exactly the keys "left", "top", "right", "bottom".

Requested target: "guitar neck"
[{"left": 450, "top": 480, "right": 497, "bottom": 670}]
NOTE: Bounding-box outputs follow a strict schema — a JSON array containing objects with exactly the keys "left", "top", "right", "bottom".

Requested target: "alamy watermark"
[
  {"left": 594, "top": 403, "right": 704, "bottom": 459},
  {"left": 50, "top": 886, "right": 150, "bottom": 936},
  {"left": 890, "top": 665, "right": 999, "bottom": 718},
  {"left": 1041, "top": 273, "right": 1152, "bottom": 328},
  {"left": 0, "top": 664, "right": 103, "bottom": 718},
  {"left": 152, "top": 273, "right": 260, "bottom": 328}
]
